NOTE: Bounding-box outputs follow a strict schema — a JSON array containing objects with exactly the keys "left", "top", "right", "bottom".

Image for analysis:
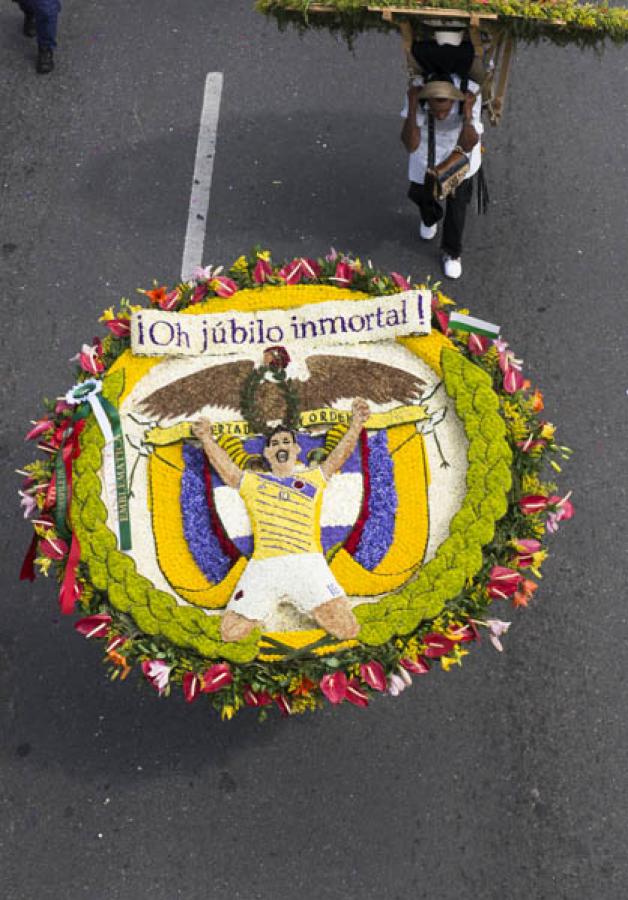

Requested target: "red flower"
[
  {"left": 434, "top": 309, "right": 450, "bottom": 335},
  {"left": 141, "top": 659, "right": 171, "bottom": 695},
  {"left": 278, "top": 258, "right": 320, "bottom": 285},
  {"left": 359, "top": 660, "right": 387, "bottom": 692},
  {"left": 105, "top": 634, "right": 127, "bottom": 653},
  {"left": 390, "top": 271, "right": 410, "bottom": 291},
  {"left": 400, "top": 656, "right": 430, "bottom": 675},
  {"left": 468, "top": 333, "right": 491, "bottom": 355},
  {"left": 25, "top": 418, "right": 53, "bottom": 441},
  {"left": 211, "top": 276, "right": 239, "bottom": 298},
  {"left": 345, "top": 678, "right": 369, "bottom": 708},
  {"left": 320, "top": 671, "right": 348, "bottom": 704},
  {"left": 274, "top": 694, "right": 291, "bottom": 717},
  {"left": 74, "top": 614, "right": 112, "bottom": 639},
  {"left": 104, "top": 319, "right": 131, "bottom": 338},
  {"left": 190, "top": 283, "right": 208, "bottom": 304},
  {"left": 253, "top": 258, "right": 273, "bottom": 284},
  {"left": 39, "top": 535, "right": 69, "bottom": 560},
  {"left": 487, "top": 566, "right": 524, "bottom": 599},
  {"left": 330, "top": 260, "right": 355, "bottom": 286},
  {"left": 182, "top": 672, "right": 202, "bottom": 704},
  {"left": 422, "top": 633, "right": 456, "bottom": 658},
  {"left": 76, "top": 340, "right": 105, "bottom": 375},
  {"left": 518, "top": 495, "right": 550, "bottom": 515},
  {"left": 243, "top": 686, "right": 273, "bottom": 707},
  {"left": 503, "top": 366, "right": 525, "bottom": 394},
  {"left": 201, "top": 663, "right": 233, "bottom": 693}
]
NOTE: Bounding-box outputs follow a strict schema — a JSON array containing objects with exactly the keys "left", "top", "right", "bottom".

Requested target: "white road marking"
[{"left": 181, "top": 72, "right": 224, "bottom": 281}]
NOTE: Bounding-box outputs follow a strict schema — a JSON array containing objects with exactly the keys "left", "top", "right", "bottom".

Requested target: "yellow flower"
[
  {"left": 540, "top": 422, "right": 556, "bottom": 441},
  {"left": 231, "top": 255, "right": 248, "bottom": 272},
  {"left": 99, "top": 306, "right": 115, "bottom": 322},
  {"left": 221, "top": 705, "right": 236, "bottom": 721},
  {"left": 256, "top": 249, "right": 271, "bottom": 261}
]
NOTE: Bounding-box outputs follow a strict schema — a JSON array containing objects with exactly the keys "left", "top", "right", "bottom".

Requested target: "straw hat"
[{"left": 417, "top": 74, "right": 465, "bottom": 102}]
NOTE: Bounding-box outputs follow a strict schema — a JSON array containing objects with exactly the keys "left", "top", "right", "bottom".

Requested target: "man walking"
[
  {"left": 401, "top": 71, "right": 482, "bottom": 280},
  {"left": 13, "top": 0, "right": 61, "bottom": 74}
]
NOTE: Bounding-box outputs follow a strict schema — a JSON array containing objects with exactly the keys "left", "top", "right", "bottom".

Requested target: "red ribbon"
[
  {"left": 59, "top": 532, "right": 82, "bottom": 614},
  {"left": 19, "top": 533, "right": 38, "bottom": 582}
]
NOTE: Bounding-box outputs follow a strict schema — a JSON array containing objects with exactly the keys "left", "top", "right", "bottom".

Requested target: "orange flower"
[
  {"left": 512, "top": 579, "right": 538, "bottom": 609},
  {"left": 531, "top": 390, "right": 544, "bottom": 413},
  {"left": 144, "top": 286, "right": 168, "bottom": 305},
  {"left": 291, "top": 676, "right": 316, "bottom": 697},
  {"left": 107, "top": 650, "right": 131, "bottom": 679}
]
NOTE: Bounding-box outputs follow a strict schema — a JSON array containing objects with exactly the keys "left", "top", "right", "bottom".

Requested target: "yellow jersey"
[{"left": 239, "top": 468, "right": 327, "bottom": 560}]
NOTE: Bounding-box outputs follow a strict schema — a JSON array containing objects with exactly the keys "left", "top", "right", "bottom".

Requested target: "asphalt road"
[{"left": 1, "top": 2, "right": 628, "bottom": 899}]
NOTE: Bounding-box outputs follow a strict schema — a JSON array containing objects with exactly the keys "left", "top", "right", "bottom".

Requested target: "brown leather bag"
[{"left": 425, "top": 148, "right": 470, "bottom": 200}]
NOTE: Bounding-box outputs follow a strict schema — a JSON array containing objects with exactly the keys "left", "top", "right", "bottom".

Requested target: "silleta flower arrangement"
[{"left": 19, "top": 249, "right": 573, "bottom": 719}]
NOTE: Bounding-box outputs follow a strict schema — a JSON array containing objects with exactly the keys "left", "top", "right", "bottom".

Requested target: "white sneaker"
[
  {"left": 420, "top": 220, "right": 437, "bottom": 241},
  {"left": 442, "top": 254, "right": 462, "bottom": 279}
]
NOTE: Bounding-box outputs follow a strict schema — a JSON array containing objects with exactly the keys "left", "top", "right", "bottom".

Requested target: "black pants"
[{"left": 408, "top": 176, "right": 473, "bottom": 258}]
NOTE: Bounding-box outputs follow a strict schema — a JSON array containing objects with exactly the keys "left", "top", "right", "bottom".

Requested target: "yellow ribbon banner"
[{"left": 144, "top": 404, "right": 428, "bottom": 446}]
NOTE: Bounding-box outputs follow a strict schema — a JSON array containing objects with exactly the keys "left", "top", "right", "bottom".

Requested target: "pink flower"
[
  {"left": 387, "top": 672, "right": 407, "bottom": 697},
  {"left": 320, "top": 671, "right": 348, "bottom": 704},
  {"left": 359, "top": 660, "right": 387, "bottom": 692},
  {"left": 325, "top": 247, "right": 339, "bottom": 263},
  {"left": 190, "top": 283, "right": 208, "bottom": 304},
  {"left": 253, "top": 258, "right": 273, "bottom": 284},
  {"left": 211, "top": 276, "right": 239, "bottom": 298},
  {"left": 141, "top": 659, "right": 172, "bottom": 695},
  {"left": 468, "top": 333, "right": 491, "bottom": 355},
  {"left": 74, "top": 614, "right": 112, "bottom": 639},
  {"left": 518, "top": 495, "right": 550, "bottom": 515},
  {"left": 400, "top": 656, "right": 430, "bottom": 675},
  {"left": 201, "top": 663, "right": 233, "bottom": 693},
  {"left": 18, "top": 490, "right": 37, "bottom": 518},
  {"left": 546, "top": 493, "right": 574, "bottom": 533},
  {"left": 345, "top": 678, "right": 369, "bottom": 708},
  {"left": 485, "top": 618, "right": 511, "bottom": 652},
  {"left": 104, "top": 318, "right": 131, "bottom": 338},
  {"left": 25, "top": 418, "right": 53, "bottom": 441},
  {"left": 503, "top": 366, "right": 525, "bottom": 394},
  {"left": 329, "top": 261, "right": 355, "bottom": 286},
  {"left": 182, "top": 672, "right": 202, "bottom": 704},
  {"left": 487, "top": 566, "right": 524, "bottom": 599},
  {"left": 73, "top": 341, "right": 105, "bottom": 375},
  {"left": 517, "top": 436, "right": 546, "bottom": 454},
  {"left": 390, "top": 272, "right": 411, "bottom": 291}
]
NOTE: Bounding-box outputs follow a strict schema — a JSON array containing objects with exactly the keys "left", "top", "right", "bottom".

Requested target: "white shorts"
[{"left": 226, "top": 553, "right": 345, "bottom": 621}]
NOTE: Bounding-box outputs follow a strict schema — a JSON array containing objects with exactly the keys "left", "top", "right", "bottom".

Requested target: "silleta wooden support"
[{"left": 384, "top": 7, "right": 513, "bottom": 125}]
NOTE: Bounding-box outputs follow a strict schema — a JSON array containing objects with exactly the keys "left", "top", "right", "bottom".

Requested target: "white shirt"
[{"left": 400, "top": 75, "right": 483, "bottom": 184}]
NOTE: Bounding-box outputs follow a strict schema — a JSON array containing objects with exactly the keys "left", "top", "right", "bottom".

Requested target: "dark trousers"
[
  {"left": 18, "top": 0, "right": 61, "bottom": 49},
  {"left": 408, "top": 176, "right": 473, "bottom": 259}
]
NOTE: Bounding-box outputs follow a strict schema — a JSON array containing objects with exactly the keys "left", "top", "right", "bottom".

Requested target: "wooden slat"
[{"left": 295, "top": 4, "right": 567, "bottom": 27}]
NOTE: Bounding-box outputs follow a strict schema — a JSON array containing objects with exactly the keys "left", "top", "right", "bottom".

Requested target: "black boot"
[
  {"left": 23, "top": 12, "right": 36, "bottom": 37},
  {"left": 36, "top": 47, "right": 54, "bottom": 75}
]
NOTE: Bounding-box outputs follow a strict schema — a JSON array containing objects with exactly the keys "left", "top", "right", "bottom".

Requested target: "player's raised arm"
[
  {"left": 192, "top": 418, "right": 244, "bottom": 489},
  {"left": 321, "top": 398, "right": 370, "bottom": 480}
]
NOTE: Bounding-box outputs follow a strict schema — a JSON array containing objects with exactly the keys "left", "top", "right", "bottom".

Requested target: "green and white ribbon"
[
  {"left": 448, "top": 312, "right": 500, "bottom": 338},
  {"left": 66, "top": 379, "right": 132, "bottom": 551}
]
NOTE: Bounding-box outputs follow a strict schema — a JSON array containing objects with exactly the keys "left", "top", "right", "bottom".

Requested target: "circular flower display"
[{"left": 19, "top": 249, "right": 573, "bottom": 719}]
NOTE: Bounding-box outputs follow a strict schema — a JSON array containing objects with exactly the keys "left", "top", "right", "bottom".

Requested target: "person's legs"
[
  {"left": 33, "top": 0, "right": 61, "bottom": 49},
  {"left": 408, "top": 181, "right": 443, "bottom": 228},
  {"left": 441, "top": 176, "right": 473, "bottom": 259}
]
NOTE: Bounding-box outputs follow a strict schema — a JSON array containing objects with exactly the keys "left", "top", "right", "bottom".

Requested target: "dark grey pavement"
[{"left": 1, "top": 2, "right": 628, "bottom": 898}]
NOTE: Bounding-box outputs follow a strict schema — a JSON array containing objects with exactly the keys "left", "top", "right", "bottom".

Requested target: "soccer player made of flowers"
[{"left": 192, "top": 397, "right": 370, "bottom": 643}]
